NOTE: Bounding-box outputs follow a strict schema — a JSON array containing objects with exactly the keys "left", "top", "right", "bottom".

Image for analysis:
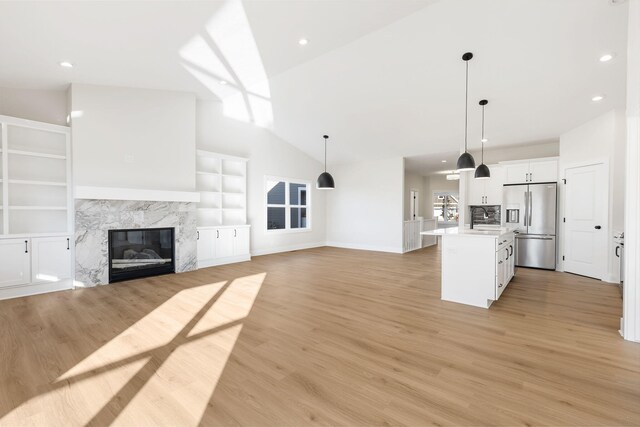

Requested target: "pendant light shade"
[
  {"left": 317, "top": 135, "right": 335, "bottom": 190},
  {"left": 474, "top": 99, "right": 491, "bottom": 179},
  {"left": 456, "top": 52, "right": 476, "bottom": 172}
]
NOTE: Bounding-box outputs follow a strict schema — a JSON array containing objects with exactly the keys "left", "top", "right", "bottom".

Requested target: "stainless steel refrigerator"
[{"left": 503, "top": 183, "right": 557, "bottom": 270}]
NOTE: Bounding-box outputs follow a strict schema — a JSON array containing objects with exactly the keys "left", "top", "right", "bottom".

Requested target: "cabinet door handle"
[
  {"left": 499, "top": 283, "right": 503, "bottom": 288},
  {"left": 498, "top": 260, "right": 503, "bottom": 264},
  {"left": 510, "top": 245, "right": 513, "bottom": 256},
  {"left": 25, "top": 240, "right": 28, "bottom": 253},
  {"left": 616, "top": 246, "right": 620, "bottom": 257},
  {"left": 197, "top": 230, "right": 200, "bottom": 240},
  {"left": 234, "top": 229, "right": 237, "bottom": 237},
  {"left": 506, "top": 249, "right": 509, "bottom": 260},
  {"left": 217, "top": 230, "right": 219, "bottom": 238},
  {"left": 67, "top": 238, "right": 70, "bottom": 250}
]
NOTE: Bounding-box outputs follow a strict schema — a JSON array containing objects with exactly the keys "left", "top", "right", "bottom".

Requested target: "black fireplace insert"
[{"left": 108, "top": 227, "right": 175, "bottom": 283}]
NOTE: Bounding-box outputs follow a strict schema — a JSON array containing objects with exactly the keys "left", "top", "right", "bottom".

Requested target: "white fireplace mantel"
[{"left": 74, "top": 186, "right": 200, "bottom": 203}]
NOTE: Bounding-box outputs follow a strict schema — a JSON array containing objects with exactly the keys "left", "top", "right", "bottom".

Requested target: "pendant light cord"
[
  {"left": 324, "top": 137, "right": 327, "bottom": 172},
  {"left": 464, "top": 59, "right": 469, "bottom": 153},
  {"left": 481, "top": 103, "right": 485, "bottom": 164}
]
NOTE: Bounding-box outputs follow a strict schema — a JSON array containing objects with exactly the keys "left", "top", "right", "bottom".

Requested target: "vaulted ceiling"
[{"left": 0, "top": 0, "right": 629, "bottom": 166}]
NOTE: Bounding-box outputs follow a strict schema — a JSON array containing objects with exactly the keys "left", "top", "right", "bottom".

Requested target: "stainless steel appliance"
[
  {"left": 503, "top": 182, "right": 557, "bottom": 269},
  {"left": 615, "top": 232, "right": 624, "bottom": 297}
]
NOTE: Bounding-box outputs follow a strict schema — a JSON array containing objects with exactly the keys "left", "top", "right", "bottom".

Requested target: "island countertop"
[{"left": 420, "top": 226, "right": 517, "bottom": 238}]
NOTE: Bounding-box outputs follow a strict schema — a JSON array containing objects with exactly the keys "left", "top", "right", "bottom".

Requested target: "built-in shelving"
[
  {"left": 0, "top": 115, "right": 72, "bottom": 236},
  {"left": 195, "top": 150, "right": 247, "bottom": 227}
]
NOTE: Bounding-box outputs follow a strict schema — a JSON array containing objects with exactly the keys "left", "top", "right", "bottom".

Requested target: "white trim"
[
  {"left": 197, "top": 254, "right": 251, "bottom": 269},
  {"left": 196, "top": 149, "right": 247, "bottom": 162},
  {"left": 0, "top": 114, "right": 70, "bottom": 134},
  {"left": 498, "top": 156, "right": 559, "bottom": 165},
  {"left": 0, "top": 279, "right": 73, "bottom": 301},
  {"left": 325, "top": 241, "right": 403, "bottom": 254},
  {"left": 74, "top": 186, "right": 200, "bottom": 203},
  {"left": 251, "top": 241, "right": 326, "bottom": 256}
]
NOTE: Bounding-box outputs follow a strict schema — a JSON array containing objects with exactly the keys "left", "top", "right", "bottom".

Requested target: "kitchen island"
[{"left": 421, "top": 227, "right": 516, "bottom": 308}]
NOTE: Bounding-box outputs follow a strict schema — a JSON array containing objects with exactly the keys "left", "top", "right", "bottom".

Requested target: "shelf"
[
  {"left": 222, "top": 191, "right": 244, "bottom": 195},
  {"left": 222, "top": 174, "right": 244, "bottom": 178},
  {"left": 7, "top": 149, "right": 66, "bottom": 160},
  {"left": 8, "top": 179, "right": 66, "bottom": 187},
  {"left": 222, "top": 208, "right": 245, "bottom": 211},
  {"left": 197, "top": 207, "right": 221, "bottom": 211},
  {"left": 9, "top": 206, "right": 67, "bottom": 211},
  {"left": 196, "top": 171, "right": 220, "bottom": 177}
]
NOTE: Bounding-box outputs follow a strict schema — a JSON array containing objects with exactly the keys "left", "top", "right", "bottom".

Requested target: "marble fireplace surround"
[{"left": 75, "top": 199, "right": 197, "bottom": 286}]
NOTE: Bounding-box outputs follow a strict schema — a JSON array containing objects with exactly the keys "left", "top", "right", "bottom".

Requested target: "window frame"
[
  {"left": 264, "top": 175, "right": 312, "bottom": 234},
  {"left": 433, "top": 191, "right": 459, "bottom": 224}
]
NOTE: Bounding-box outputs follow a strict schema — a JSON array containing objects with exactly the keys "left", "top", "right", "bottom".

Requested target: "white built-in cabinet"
[
  {"left": 495, "top": 235, "right": 515, "bottom": 300},
  {"left": 503, "top": 159, "right": 558, "bottom": 184},
  {"left": 466, "top": 165, "right": 504, "bottom": 205},
  {"left": 0, "top": 115, "right": 74, "bottom": 300},
  {"left": 197, "top": 225, "right": 251, "bottom": 268},
  {"left": 196, "top": 150, "right": 251, "bottom": 268}
]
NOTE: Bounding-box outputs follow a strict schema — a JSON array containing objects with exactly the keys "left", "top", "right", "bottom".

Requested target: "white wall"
[
  {"left": 326, "top": 157, "right": 404, "bottom": 253},
  {"left": 623, "top": 0, "right": 640, "bottom": 343},
  {"left": 558, "top": 109, "right": 626, "bottom": 283},
  {"left": 70, "top": 84, "right": 196, "bottom": 191},
  {"left": 469, "top": 140, "right": 559, "bottom": 164},
  {"left": 196, "top": 100, "right": 326, "bottom": 255},
  {"left": 0, "top": 86, "right": 67, "bottom": 125}
]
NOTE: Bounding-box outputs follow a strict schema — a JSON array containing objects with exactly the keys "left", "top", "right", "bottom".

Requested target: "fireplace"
[{"left": 108, "top": 227, "right": 175, "bottom": 283}]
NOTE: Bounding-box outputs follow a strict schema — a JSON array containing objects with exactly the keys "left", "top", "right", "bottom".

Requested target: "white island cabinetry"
[{"left": 421, "top": 228, "right": 515, "bottom": 308}]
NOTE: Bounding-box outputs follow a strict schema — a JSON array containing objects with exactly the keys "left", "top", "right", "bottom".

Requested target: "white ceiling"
[{"left": 0, "top": 0, "right": 629, "bottom": 169}]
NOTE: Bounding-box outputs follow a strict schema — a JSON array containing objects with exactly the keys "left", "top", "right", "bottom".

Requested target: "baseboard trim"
[
  {"left": 251, "top": 242, "right": 326, "bottom": 257},
  {"left": 325, "top": 241, "right": 403, "bottom": 254},
  {"left": 198, "top": 254, "right": 251, "bottom": 269},
  {"left": 0, "top": 280, "right": 73, "bottom": 301}
]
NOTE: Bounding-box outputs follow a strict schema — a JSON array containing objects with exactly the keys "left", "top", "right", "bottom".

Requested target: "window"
[
  {"left": 433, "top": 192, "right": 459, "bottom": 224},
  {"left": 266, "top": 177, "right": 310, "bottom": 231}
]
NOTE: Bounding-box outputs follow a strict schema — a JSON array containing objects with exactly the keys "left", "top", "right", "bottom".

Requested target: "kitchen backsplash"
[{"left": 469, "top": 205, "right": 501, "bottom": 225}]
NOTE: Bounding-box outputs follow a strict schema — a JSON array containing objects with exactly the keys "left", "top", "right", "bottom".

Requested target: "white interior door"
[
  {"left": 564, "top": 163, "right": 607, "bottom": 279},
  {"left": 410, "top": 190, "right": 419, "bottom": 219}
]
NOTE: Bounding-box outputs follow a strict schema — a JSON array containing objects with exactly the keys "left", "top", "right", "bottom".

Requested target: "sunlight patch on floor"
[{"left": 57, "top": 281, "right": 228, "bottom": 382}]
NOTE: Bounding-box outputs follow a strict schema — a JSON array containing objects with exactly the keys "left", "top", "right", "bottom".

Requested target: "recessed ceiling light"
[
  {"left": 441, "top": 160, "right": 447, "bottom": 163},
  {"left": 298, "top": 38, "right": 308, "bottom": 46},
  {"left": 59, "top": 61, "right": 73, "bottom": 68},
  {"left": 592, "top": 95, "right": 605, "bottom": 102},
  {"left": 481, "top": 138, "right": 489, "bottom": 143},
  {"left": 599, "top": 53, "right": 615, "bottom": 62},
  {"left": 220, "top": 80, "right": 228, "bottom": 85}
]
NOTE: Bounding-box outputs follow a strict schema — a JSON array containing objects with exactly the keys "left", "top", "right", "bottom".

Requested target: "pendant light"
[
  {"left": 474, "top": 99, "right": 491, "bottom": 179},
  {"left": 456, "top": 52, "right": 476, "bottom": 172},
  {"left": 317, "top": 135, "right": 335, "bottom": 189}
]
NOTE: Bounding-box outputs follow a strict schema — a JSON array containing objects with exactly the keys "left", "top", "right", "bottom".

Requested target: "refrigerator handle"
[
  {"left": 524, "top": 191, "right": 529, "bottom": 226},
  {"left": 529, "top": 191, "right": 533, "bottom": 226}
]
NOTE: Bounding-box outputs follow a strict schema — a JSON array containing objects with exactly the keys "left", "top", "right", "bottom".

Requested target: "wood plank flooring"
[{"left": 0, "top": 245, "right": 638, "bottom": 426}]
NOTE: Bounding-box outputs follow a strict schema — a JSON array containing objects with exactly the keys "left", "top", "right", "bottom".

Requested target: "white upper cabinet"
[
  {"left": 484, "top": 166, "right": 504, "bottom": 205},
  {"left": 504, "top": 163, "right": 531, "bottom": 184},
  {"left": 503, "top": 158, "right": 558, "bottom": 184},
  {"left": 466, "top": 165, "right": 503, "bottom": 205},
  {"left": 529, "top": 160, "right": 558, "bottom": 183}
]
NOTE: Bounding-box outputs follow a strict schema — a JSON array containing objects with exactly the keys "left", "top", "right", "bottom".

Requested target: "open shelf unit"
[
  {"left": 0, "top": 115, "right": 72, "bottom": 235},
  {"left": 196, "top": 150, "right": 247, "bottom": 227}
]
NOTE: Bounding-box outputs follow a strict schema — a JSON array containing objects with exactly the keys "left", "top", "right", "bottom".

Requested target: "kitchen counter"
[
  {"left": 421, "top": 226, "right": 516, "bottom": 308},
  {"left": 421, "top": 226, "right": 517, "bottom": 238}
]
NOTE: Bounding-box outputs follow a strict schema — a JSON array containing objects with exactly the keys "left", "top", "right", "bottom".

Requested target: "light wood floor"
[{"left": 0, "top": 245, "right": 639, "bottom": 426}]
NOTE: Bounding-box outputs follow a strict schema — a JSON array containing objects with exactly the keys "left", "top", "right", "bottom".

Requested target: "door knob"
[{"left": 595, "top": 225, "right": 601, "bottom": 230}]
